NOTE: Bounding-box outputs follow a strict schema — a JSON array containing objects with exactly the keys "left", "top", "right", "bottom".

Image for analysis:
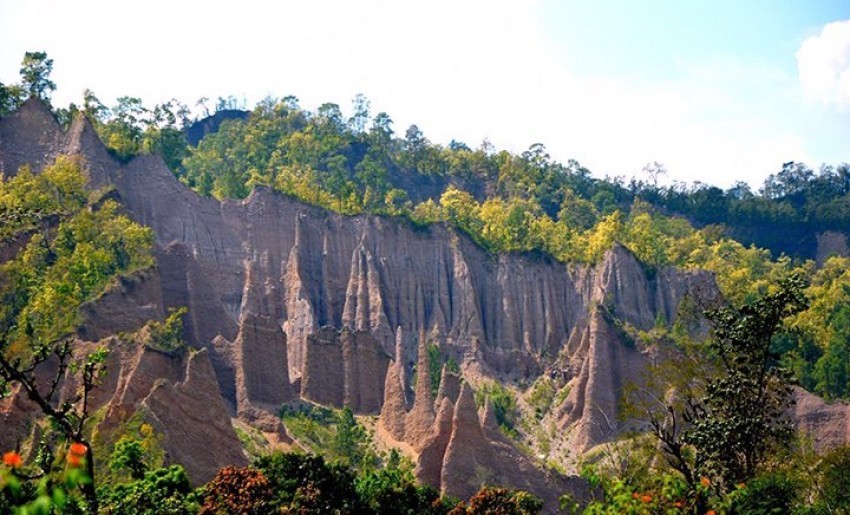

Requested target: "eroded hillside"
[{"left": 3, "top": 99, "right": 849, "bottom": 510}]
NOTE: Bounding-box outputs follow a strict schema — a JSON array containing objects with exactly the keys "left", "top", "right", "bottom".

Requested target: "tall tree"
[
  {"left": 348, "top": 93, "right": 371, "bottom": 134},
  {"left": 650, "top": 273, "right": 809, "bottom": 498},
  {"left": 19, "top": 51, "right": 56, "bottom": 102}
]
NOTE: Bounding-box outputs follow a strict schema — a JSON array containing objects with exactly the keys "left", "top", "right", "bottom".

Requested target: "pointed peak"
[
  {"left": 413, "top": 338, "right": 435, "bottom": 406},
  {"left": 452, "top": 381, "right": 485, "bottom": 439},
  {"left": 416, "top": 337, "right": 430, "bottom": 367},
  {"left": 481, "top": 396, "right": 500, "bottom": 434},
  {"left": 379, "top": 358, "right": 408, "bottom": 441},
  {"left": 1, "top": 96, "right": 59, "bottom": 132},
  {"left": 436, "top": 364, "right": 461, "bottom": 404},
  {"left": 436, "top": 396, "right": 454, "bottom": 422},
  {"left": 18, "top": 96, "right": 55, "bottom": 116},
  {"left": 455, "top": 382, "right": 476, "bottom": 415}
]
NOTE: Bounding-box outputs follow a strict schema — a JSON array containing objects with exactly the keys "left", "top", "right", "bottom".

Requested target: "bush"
[
  {"left": 451, "top": 487, "right": 543, "bottom": 515},
  {"left": 255, "top": 452, "right": 363, "bottom": 513},
  {"left": 729, "top": 471, "right": 798, "bottom": 515},
  {"left": 356, "top": 466, "right": 443, "bottom": 515},
  {"left": 818, "top": 445, "right": 850, "bottom": 510},
  {"left": 99, "top": 465, "right": 199, "bottom": 515},
  {"left": 199, "top": 466, "right": 272, "bottom": 515}
]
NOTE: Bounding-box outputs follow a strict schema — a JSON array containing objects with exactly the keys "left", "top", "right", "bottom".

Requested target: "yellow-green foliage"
[
  {"left": 791, "top": 256, "right": 850, "bottom": 345},
  {"left": 91, "top": 411, "right": 165, "bottom": 486},
  {"left": 0, "top": 157, "right": 87, "bottom": 239},
  {"left": 0, "top": 157, "right": 154, "bottom": 353},
  {"left": 144, "top": 307, "right": 188, "bottom": 353}
]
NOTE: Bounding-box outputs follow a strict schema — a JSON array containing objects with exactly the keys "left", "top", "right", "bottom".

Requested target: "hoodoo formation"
[{"left": 3, "top": 97, "right": 850, "bottom": 512}]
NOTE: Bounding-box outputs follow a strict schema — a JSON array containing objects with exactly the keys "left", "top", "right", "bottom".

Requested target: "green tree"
[
  {"left": 348, "top": 93, "right": 371, "bottom": 134},
  {"left": 812, "top": 305, "right": 850, "bottom": 399},
  {"left": 456, "top": 486, "right": 543, "bottom": 515},
  {"left": 816, "top": 445, "right": 850, "bottom": 510},
  {"left": 558, "top": 187, "right": 598, "bottom": 231},
  {"left": 99, "top": 464, "right": 199, "bottom": 514},
  {"left": 109, "top": 437, "right": 148, "bottom": 481},
  {"left": 355, "top": 452, "right": 444, "bottom": 515},
  {"left": 0, "top": 81, "right": 25, "bottom": 116},
  {"left": 19, "top": 51, "right": 56, "bottom": 101},
  {"left": 440, "top": 186, "right": 481, "bottom": 238},
  {"left": 255, "top": 452, "right": 363, "bottom": 513},
  {"left": 649, "top": 274, "right": 809, "bottom": 498},
  {"left": 333, "top": 406, "right": 370, "bottom": 467}
]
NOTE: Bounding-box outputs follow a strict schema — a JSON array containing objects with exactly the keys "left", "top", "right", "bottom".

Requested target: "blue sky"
[{"left": 1, "top": 0, "right": 848, "bottom": 188}]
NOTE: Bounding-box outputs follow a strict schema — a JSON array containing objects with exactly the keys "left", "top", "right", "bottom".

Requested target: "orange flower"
[
  {"left": 706, "top": 511, "right": 716, "bottom": 515},
  {"left": 67, "top": 453, "right": 82, "bottom": 468},
  {"left": 700, "top": 476, "right": 711, "bottom": 488},
  {"left": 737, "top": 482, "right": 746, "bottom": 489},
  {"left": 640, "top": 495, "right": 652, "bottom": 503},
  {"left": 69, "top": 442, "right": 87, "bottom": 456},
  {"left": 3, "top": 451, "right": 22, "bottom": 468},
  {"left": 674, "top": 501, "right": 684, "bottom": 508},
  {"left": 632, "top": 492, "right": 639, "bottom": 500}
]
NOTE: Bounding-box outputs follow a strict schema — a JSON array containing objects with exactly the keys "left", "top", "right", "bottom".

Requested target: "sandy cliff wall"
[{"left": 12, "top": 100, "right": 842, "bottom": 504}]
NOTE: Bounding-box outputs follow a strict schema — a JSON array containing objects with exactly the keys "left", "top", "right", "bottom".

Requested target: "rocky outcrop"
[
  {"left": 300, "top": 327, "right": 391, "bottom": 413},
  {"left": 0, "top": 101, "right": 714, "bottom": 406},
  {"left": 300, "top": 327, "right": 345, "bottom": 407},
  {"left": 99, "top": 342, "right": 186, "bottom": 430},
  {"left": 142, "top": 348, "right": 248, "bottom": 484},
  {"left": 791, "top": 388, "right": 850, "bottom": 451},
  {"left": 0, "top": 98, "right": 65, "bottom": 177},
  {"left": 481, "top": 397, "right": 506, "bottom": 443},
  {"left": 0, "top": 385, "right": 39, "bottom": 453},
  {"left": 379, "top": 332, "right": 409, "bottom": 441},
  {"left": 1, "top": 100, "right": 810, "bottom": 504},
  {"left": 816, "top": 231, "right": 849, "bottom": 266},
  {"left": 441, "top": 383, "right": 495, "bottom": 501},
  {"left": 233, "top": 312, "right": 295, "bottom": 433},
  {"left": 557, "top": 308, "right": 648, "bottom": 452},
  {"left": 405, "top": 339, "right": 437, "bottom": 450},
  {"left": 410, "top": 381, "right": 591, "bottom": 511},
  {"left": 79, "top": 270, "right": 165, "bottom": 342},
  {"left": 415, "top": 397, "right": 454, "bottom": 488}
]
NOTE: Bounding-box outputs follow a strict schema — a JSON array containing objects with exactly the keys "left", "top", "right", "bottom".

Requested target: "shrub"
[
  {"left": 731, "top": 471, "right": 798, "bottom": 515},
  {"left": 451, "top": 487, "right": 543, "bottom": 515},
  {"left": 255, "top": 452, "right": 362, "bottom": 513},
  {"left": 99, "top": 465, "right": 198, "bottom": 515},
  {"left": 199, "top": 466, "right": 272, "bottom": 515},
  {"left": 818, "top": 445, "right": 850, "bottom": 510}
]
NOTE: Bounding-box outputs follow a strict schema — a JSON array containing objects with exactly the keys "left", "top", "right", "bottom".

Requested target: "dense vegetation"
[
  {"left": 2, "top": 51, "right": 850, "bottom": 513},
  {"left": 0, "top": 157, "right": 154, "bottom": 511}
]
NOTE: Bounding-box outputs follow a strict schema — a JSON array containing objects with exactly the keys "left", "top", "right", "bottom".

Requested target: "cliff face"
[{"left": 5, "top": 99, "right": 846, "bottom": 501}]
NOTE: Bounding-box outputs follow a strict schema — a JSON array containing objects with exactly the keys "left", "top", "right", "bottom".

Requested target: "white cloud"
[{"left": 796, "top": 19, "right": 850, "bottom": 111}]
